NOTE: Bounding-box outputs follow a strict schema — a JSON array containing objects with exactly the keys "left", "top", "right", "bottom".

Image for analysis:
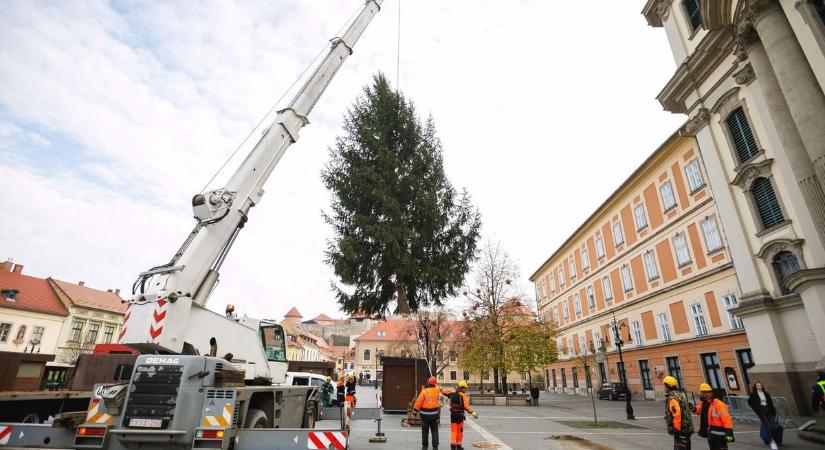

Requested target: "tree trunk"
[
  {"left": 493, "top": 367, "right": 500, "bottom": 394},
  {"left": 502, "top": 373, "right": 509, "bottom": 394},
  {"left": 528, "top": 372, "right": 533, "bottom": 389},
  {"left": 395, "top": 283, "right": 410, "bottom": 315}
]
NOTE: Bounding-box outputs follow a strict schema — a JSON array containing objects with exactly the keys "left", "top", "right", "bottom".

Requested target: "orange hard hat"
[{"left": 428, "top": 376, "right": 437, "bottom": 386}]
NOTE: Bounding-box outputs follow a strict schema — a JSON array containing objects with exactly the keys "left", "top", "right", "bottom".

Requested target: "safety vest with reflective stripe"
[
  {"left": 695, "top": 398, "right": 733, "bottom": 431},
  {"left": 415, "top": 386, "right": 442, "bottom": 415}
]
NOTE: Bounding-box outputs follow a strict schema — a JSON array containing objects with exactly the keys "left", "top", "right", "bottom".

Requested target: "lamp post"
[{"left": 607, "top": 311, "right": 635, "bottom": 420}]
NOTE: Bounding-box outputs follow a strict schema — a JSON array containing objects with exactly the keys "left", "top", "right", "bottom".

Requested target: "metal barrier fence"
[{"left": 723, "top": 395, "right": 798, "bottom": 428}]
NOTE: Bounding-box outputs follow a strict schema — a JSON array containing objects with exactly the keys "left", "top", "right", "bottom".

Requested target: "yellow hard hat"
[
  {"left": 662, "top": 376, "right": 679, "bottom": 388},
  {"left": 699, "top": 383, "right": 713, "bottom": 392},
  {"left": 458, "top": 380, "right": 469, "bottom": 389}
]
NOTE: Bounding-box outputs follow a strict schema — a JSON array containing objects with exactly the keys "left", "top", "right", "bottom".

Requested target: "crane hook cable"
[{"left": 199, "top": 1, "right": 366, "bottom": 194}]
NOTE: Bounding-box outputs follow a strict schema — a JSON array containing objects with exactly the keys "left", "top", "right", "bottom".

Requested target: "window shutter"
[
  {"left": 684, "top": 0, "right": 701, "bottom": 30},
  {"left": 726, "top": 107, "right": 759, "bottom": 163},
  {"left": 752, "top": 177, "right": 784, "bottom": 229}
]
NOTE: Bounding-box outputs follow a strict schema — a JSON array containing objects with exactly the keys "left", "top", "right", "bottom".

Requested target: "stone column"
[
  {"left": 736, "top": 20, "right": 825, "bottom": 246},
  {"left": 748, "top": 0, "right": 825, "bottom": 203}
]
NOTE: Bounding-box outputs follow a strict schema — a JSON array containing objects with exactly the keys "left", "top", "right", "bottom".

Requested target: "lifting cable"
[{"left": 199, "top": 1, "right": 366, "bottom": 194}]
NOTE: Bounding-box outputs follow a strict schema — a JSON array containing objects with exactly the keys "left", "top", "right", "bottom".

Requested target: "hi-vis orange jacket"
[
  {"left": 414, "top": 386, "right": 446, "bottom": 417},
  {"left": 695, "top": 398, "right": 733, "bottom": 430}
]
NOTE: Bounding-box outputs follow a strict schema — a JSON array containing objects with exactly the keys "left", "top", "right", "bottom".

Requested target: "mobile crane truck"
[{"left": 0, "top": 1, "right": 383, "bottom": 448}]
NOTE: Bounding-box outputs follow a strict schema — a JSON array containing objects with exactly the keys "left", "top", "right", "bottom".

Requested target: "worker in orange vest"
[
  {"left": 694, "top": 383, "right": 734, "bottom": 450},
  {"left": 443, "top": 380, "right": 478, "bottom": 450},
  {"left": 663, "top": 376, "right": 693, "bottom": 449},
  {"left": 345, "top": 372, "right": 357, "bottom": 409},
  {"left": 415, "top": 376, "right": 445, "bottom": 450}
]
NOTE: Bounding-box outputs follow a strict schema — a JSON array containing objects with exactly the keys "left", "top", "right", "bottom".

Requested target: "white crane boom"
[{"left": 120, "top": 0, "right": 383, "bottom": 382}]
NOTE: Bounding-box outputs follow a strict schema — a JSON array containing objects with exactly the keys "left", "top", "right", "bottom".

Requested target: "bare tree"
[
  {"left": 390, "top": 308, "right": 459, "bottom": 377},
  {"left": 461, "top": 241, "right": 526, "bottom": 394},
  {"left": 574, "top": 341, "right": 601, "bottom": 424}
]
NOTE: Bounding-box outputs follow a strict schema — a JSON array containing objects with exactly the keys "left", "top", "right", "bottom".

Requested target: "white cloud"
[{"left": 0, "top": 1, "right": 684, "bottom": 323}]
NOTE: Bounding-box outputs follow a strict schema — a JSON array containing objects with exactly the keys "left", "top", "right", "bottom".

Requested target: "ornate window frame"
[
  {"left": 730, "top": 159, "right": 792, "bottom": 235},
  {"left": 711, "top": 88, "right": 765, "bottom": 168},
  {"left": 796, "top": 0, "right": 825, "bottom": 55},
  {"left": 756, "top": 238, "right": 806, "bottom": 297}
]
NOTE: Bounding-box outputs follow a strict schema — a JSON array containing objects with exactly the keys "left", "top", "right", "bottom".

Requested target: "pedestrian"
[
  {"left": 441, "top": 380, "right": 478, "bottom": 450},
  {"left": 335, "top": 376, "right": 346, "bottom": 407},
  {"left": 811, "top": 372, "right": 825, "bottom": 414},
  {"left": 748, "top": 381, "right": 781, "bottom": 449},
  {"left": 530, "top": 386, "right": 540, "bottom": 406},
  {"left": 414, "top": 376, "right": 443, "bottom": 450},
  {"left": 345, "top": 372, "right": 357, "bottom": 408},
  {"left": 321, "top": 376, "right": 334, "bottom": 407},
  {"left": 663, "top": 376, "right": 693, "bottom": 450},
  {"left": 694, "top": 384, "right": 734, "bottom": 450}
]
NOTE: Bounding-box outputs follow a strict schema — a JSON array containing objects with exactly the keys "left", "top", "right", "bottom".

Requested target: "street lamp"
[{"left": 607, "top": 311, "right": 635, "bottom": 420}]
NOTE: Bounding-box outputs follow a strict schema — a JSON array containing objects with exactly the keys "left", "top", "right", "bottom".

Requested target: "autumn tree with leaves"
[{"left": 389, "top": 307, "right": 462, "bottom": 377}]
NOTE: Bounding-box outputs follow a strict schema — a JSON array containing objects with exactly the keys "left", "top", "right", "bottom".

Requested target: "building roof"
[
  {"left": 50, "top": 279, "right": 127, "bottom": 314},
  {"left": 284, "top": 307, "right": 303, "bottom": 318},
  {"left": 355, "top": 318, "right": 467, "bottom": 342},
  {"left": 0, "top": 269, "right": 69, "bottom": 317},
  {"left": 311, "top": 313, "right": 335, "bottom": 322}
]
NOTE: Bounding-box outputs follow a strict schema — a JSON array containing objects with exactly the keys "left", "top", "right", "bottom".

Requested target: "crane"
[{"left": 119, "top": 0, "right": 384, "bottom": 383}]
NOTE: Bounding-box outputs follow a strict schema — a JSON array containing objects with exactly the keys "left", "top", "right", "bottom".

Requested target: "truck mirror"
[{"left": 114, "top": 364, "right": 134, "bottom": 381}]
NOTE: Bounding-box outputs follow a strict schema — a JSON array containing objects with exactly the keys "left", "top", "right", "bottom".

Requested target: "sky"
[{"left": 0, "top": 1, "right": 685, "bottom": 323}]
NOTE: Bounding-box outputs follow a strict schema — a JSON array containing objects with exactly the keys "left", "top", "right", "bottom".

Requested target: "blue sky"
[{"left": 0, "top": 1, "right": 686, "bottom": 322}]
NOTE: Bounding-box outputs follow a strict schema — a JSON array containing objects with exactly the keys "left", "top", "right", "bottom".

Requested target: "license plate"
[{"left": 129, "top": 418, "right": 162, "bottom": 428}]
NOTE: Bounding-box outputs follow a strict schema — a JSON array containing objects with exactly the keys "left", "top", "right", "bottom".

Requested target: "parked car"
[
  {"left": 286, "top": 371, "right": 328, "bottom": 387},
  {"left": 597, "top": 382, "right": 630, "bottom": 400}
]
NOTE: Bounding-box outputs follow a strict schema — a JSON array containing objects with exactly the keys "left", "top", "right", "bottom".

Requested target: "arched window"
[
  {"left": 772, "top": 251, "right": 801, "bottom": 295},
  {"left": 751, "top": 177, "right": 784, "bottom": 229},
  {"left": 726, "top": 107, "right": 759, "bottom": 163},
  {"left": 683, "top": 0, "right": 702, "bottom": 30}
]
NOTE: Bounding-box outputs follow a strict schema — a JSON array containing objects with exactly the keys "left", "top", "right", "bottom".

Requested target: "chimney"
[
  {"left": 12, "top": 264, "right": 23, "bottom": 274},
  {"left": 115, "top": 289, "right": 121, "bottom": 296},
  {"left": 107, "top": 289, "right": 113, "bottom": 293},
  {"left": 0, "top": 261, "right": 12, "bottom": 272},
  {"left": 78, "top": 281, "right": 85, "bottom": 286}
]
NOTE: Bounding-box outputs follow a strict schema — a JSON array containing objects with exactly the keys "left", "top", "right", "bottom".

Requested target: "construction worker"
[
  {"left": 812, "top": 372, "right": 825, "bottom": 413},
  {"left": 345, "top": 372, "right": 357, "bottom": 408},
  {"left": 414, "top": 376, "right": 443, "bottom": 450},
  {"left": 444, "top": 380, "right": 478, "bottom": 450},
  {"left": 694, "top": 384, "right": 734, "bottom": 450},
  {"left": 663, "top": 376, "right": 693, "bottom": 449},
  {"left": 335, "top": 376, "right": 346, "bottom": 407},
  {"left": 321, "top": 376, "right": 334, "bottom": 407}
]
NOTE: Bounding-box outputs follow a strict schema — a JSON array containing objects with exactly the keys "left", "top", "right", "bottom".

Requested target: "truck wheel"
[
  {"left": 244, "top": 409, "right": 268, "bottom": 428},
  {"left": 18, "top": 410, "right": 43, "bottom": 423}
]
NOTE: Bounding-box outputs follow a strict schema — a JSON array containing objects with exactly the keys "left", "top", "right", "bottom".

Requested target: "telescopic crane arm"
[{"left": 120, "top": 1, "right": 384, "bottom": 380}]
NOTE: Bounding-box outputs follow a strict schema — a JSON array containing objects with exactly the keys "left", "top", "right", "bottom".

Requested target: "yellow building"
[
  {"left": 643, "top": 0, "right": 825, "bottom": 413},
  {"left": 531, "top": 133, "right": 749, "bottom": 400}
]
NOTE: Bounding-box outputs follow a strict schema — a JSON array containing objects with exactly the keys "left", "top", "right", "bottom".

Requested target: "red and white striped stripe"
[
  {"left": 117, "top": 303, "right": 132, "bottom": 343},
  {"left": 148, "top": 299, "right": 168, "bottom": 342},
  {"left": 0, "top": 425, "right": 12, "bottom": 445},
  {"left": 307, "top": 431, "right": 347, "bottom": 449}
]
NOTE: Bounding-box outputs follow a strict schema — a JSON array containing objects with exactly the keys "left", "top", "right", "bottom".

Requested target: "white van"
[{"left": 285, "top": 372, "right": 328, "bottom": 387}]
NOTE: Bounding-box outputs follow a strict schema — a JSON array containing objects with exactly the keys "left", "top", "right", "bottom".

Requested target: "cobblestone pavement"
[{"left": 346, "top": 387, "right": 821, "bottom": 449}]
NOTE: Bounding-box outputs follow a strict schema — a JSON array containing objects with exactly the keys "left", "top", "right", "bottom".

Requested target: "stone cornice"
[
  {"left": 642, "top": 0, "right": 673, "bottom": 27},
  {"left": 657, "top": 28, "right": 736, "bottom": 113},
  {"left": 702, "top": 0, "right": 735, "bottom": 30},
  {"left": 732, "top": 292, "right": 803, "bottom": 316},
  {"left": 784, "top": 267, "right": 825, "bottom": 292},
  {"left": 680, "top": 108, "right": 710, "bottom": 136},
  {"left": 730, "top": 158, "right": 774, "bottom": 189},
  {"left": 755, "top": 238, "right": 805, "bottom": 259}
]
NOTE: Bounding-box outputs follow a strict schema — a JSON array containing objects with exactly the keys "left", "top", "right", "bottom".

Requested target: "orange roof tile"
[
  {"left": 284, "top": 307, "right": 303, "bottom": 318},
  {"left": 0, "top": 271, "right": 68, "bottom": 316},
  {"left": 356, "top": 318, "right": 467, "bottom": 342},
  {"left": 50, "top": 279, "right": 127, "bottom": 314}
]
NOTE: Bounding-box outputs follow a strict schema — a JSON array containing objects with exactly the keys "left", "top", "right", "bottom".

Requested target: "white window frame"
[
  {"left": 673, "top": 232, "right": 691, "bottom": 267},
  {"left": 581, "top": 248, "right": 590, "bottom": 270},
  {"left": 634, "top": 203, "right": 648, "bottom": 230},
  {"left": 658, "top": 312, "right": 672, "bottom": 342},
  {"left": 690, "top": 303, "right": 708, "bottom": 336},
  {"left": 69, "top": 321, "right": 84, "bottom": 342},
  {"left": 612, "top": 221, "right": 624, "bottom": 246},
  {"left": 660, "top": 180, "right": 677, "bottom": 211},
  {"left": 594, "top": 331, "right": 602, "bottom": 351},
  {"left": 596, "top": 236, "right": 606, "bottom": 258},
  {"left": 631, "top": 320, "right": 643, "bottom": 348},
  {"left": 550, "top": 273, "right": 556, "bottom": 292},
  {"left": 562, "top": 302, "right": 569, "bottom": 321},
  {"left": 701, "top": 216, "right": 724, "bottom": 253},
  {"left": 587, "top": 286, "right": 596, "bottom": 309},
  {"left": 574, "top": 293, "right": 582, "bottom": 315},
  {"left": 567, "top": 337, "right": 574, "bottom": 357},
  {"left": 723, "top": 294, "right": 744, "bottom": 330},
  {"left": 602, "top": 276, "right": 613, "bottom": 301},
  {"left": 643, "top": 250, "right": 659, "bottom": 281},
  {"left": 685, "top": 159, "right": 705, "bottom": 192},
  {"left": 620, "top": 264, "right": 633, "bottom": 292},
  {"left": 553, "top": 307, "right": 560, "bottom": 325},
  {"left": 559, "top": 266, "right": 565, "bottom": 288},
  {"left": 579, "top": 336, "right": 587, "bottom": 355},
  {"left": 569, "top": 258, "right": 577, "bottom": 279}
]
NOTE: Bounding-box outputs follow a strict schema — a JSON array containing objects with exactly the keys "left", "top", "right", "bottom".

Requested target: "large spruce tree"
[{"left": 322, "top": 73, "right": 481, "bottom": 316}]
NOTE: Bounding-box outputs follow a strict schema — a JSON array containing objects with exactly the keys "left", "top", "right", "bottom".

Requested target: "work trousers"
[
  {"left": 706, "top": 435, "right": 728, "bottom": 450},
  {"left": 421, "top": 414, "right": 439, "bottom": 449},
  {"left": 450, "top": 420, "right": 464, "bottom": 447},
  {"left": 673, "top": 432, "right": 691, "bottom": 450},
  {"left": 345, "top": 394, "right": 356, "bottom": 409}
]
